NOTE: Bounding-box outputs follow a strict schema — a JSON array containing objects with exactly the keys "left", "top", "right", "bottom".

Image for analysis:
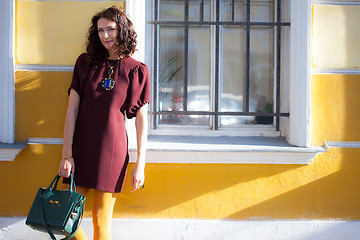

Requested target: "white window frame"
[
  {"left": 126, "top": 0, "right": 321, "bottom": 164},
  {"left": 287, "top": 0, "right": 312, "bottom": 148},
  {"left": 0, "top": 0, "right": 15, "bottom": 144},
  {"left": 0, "top": 0, "right": 25, "bottom": 161},
  {"left": 140, "top": 0, "right": 311, "bottom": 146}
]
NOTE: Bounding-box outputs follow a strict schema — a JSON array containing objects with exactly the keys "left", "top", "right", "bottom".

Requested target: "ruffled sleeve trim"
[{"left": 125, "top": 62, "right": 151, "bottom": 119}]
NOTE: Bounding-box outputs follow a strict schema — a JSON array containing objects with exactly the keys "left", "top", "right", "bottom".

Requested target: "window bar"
[
  {"left": 152, "top": 21, "right": 289, "bottom": 27},
  {"left": 214, "top": 0, "right": 220, "bottom": 130},
  {"left": 184, "top": 0, "right": 189, "bottom": 112},
  {"left": 153, "top": 0, "right": 159, "bottom": 129},
  {"left": 275, "top": 0, "right": 281, "bottom": 131},
  {"left": 245, "top": 0, "right": 250, "bottom": 113},
  {"left": 200, "top": 0, "right": 204, "bottom": 22},
  {"left": 231, "top": 0, "right": 235, "bottom": 22}
]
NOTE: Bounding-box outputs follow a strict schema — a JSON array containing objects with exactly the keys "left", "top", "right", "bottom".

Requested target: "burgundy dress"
[{"left": 64, "top": 53, "right": 150, "bottom": 193}]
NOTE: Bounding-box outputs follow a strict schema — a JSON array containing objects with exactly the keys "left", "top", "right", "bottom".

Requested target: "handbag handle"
[{"left": 48, "top": 174, "right": 76, "bottom": 193}]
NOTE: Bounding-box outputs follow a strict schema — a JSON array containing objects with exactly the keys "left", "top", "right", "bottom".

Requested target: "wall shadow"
[
  {"left": 113, "top": 163, "right": 303, "bottom": 218},
  {"left": 226, "top": 148, "right": 360, "bottom": 220}
]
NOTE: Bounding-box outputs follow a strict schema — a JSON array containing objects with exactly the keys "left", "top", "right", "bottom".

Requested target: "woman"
[{"left": 58, "top": 6, "right": 150, "bottom": 240}]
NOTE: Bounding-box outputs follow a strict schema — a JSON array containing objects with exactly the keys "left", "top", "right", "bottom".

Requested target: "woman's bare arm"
[{"left": 58, "top": 89, "right": 80, "bottom": 177}]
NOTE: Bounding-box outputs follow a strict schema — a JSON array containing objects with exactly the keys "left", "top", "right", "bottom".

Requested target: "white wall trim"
[
  {"left": 2, "top": 218, "right": 360, "bottom": 240},
  {"left": 0, "top": 0, "right": 15, "bottom": 144},
  {"left": 26, "top": 137, "right": 325, "bottom": 164},
  {"left": 129, "top": 150, "right": 323, "bottom": 165},
  {"left": 326, "top": 141, "right": 360, "bottom": 148},
  {"left": 16, "top": 0, "right": 122, "bottom": 1},
  {"left": 125, "top": 0, "right": 146, "bottom": 149},
  {"left": 0, "top": 148, "right": 24, "bottom": 161},
  {"left": 311, "top": 68, "right": 360, "bottom": 75},
  {"left": 288, "top": 0, "right": 311, "bottom": 147},
  {"left": 28, "top": 138, "right": 64, "bottom": 145},
  {"left": 15, "top": 65, "right": 74, "bottom": 72},
  {"left": 0, "top": 142, "right": 27, "bottom": 161},
  {"left": 312, "top": 0, "right": 360, "bottom": 5}
]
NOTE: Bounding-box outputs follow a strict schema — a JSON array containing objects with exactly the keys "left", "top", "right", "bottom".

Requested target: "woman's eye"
[
  {"left": 109, "top": 28, "right": 115, "bottom": 31},
  {"left": 98, "top": 29, "right": 103, "bottom": 33}
]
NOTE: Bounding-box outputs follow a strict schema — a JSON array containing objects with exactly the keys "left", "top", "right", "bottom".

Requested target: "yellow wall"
[
  {"left": 16, "top": 0, "right": 124, "bottom": 65},
  {"left": 15, "top": 71, "right": 71, "bottom": 141},
  {"left": 1, "top": 145, "right": 360, "bottom": 220},
  {"left": 1, "top": 1, "right": 360, "bottom": 221},
  {"left": 311, "top": 4, "right": 360, "bottom": 145},
  {"left": 311, "top": 74, "right": 360, "bottom": 145},
  {"left": 312, "top": 5, "right": 360, "bottom": 68}
]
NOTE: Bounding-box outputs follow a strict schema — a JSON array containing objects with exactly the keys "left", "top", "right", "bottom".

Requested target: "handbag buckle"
[{"left": 48, "top": 200, "right": 59, "bottom": 205}]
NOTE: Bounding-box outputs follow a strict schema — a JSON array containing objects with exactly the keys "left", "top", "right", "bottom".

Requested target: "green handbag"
[{"left": 26, "top": 174, "right": 86, "bottom": 240}]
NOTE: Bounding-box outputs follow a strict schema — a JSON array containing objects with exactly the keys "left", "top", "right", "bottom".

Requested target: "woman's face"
[{"left": 97, "top": 18, "right": 118, "bottom": 50}]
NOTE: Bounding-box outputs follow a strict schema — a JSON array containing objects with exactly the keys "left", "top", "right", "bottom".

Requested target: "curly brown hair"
[{"left": 86, "top": 6, "right": 137, "bottom": 64}]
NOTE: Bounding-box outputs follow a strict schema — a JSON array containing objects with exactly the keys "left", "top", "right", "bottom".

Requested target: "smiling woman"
[
  {"left": 86, "top": 6, "right": 137, "bottom": 64},
  {"left": 58, "top": 6, "right": 150, "bottom": 240}
]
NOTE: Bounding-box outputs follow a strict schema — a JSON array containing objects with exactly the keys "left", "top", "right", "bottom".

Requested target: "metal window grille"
[{"left": 151, "top": 0, "right": 290, "bottom": 131}]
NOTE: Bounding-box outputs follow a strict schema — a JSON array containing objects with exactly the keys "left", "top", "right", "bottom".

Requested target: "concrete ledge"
[
  {"left": 1, "top": 217, "right": 360, "bottom": 240},
  {"left": 27, "top": 137, "right": 326, "bottom": 164},
  {"left": 0, "top": 142, "right": 27, "bottom": 161}
]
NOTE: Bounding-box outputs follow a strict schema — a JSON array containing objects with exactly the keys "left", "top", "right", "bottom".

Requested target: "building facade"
[{"left": 1, "top": 0, "right": 360, "bottom": 239}]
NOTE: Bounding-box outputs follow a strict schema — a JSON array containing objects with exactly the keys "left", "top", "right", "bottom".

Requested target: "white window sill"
[
  {"left": 0, "top": 142, "right": 27, "bottom": 161},
  {"left": 129, "top": 136, "right": 326, "bottom": 165},
  {"left": 22, "top": 137, "right": 326, "bottom": 165}
]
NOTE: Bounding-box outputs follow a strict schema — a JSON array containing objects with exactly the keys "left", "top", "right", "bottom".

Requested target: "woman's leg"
[
  {"left": 62, "top": 184, "right": 90, "bottom": 240},
  {"left": 92, "top": 190, "right": 117, "bottom": 240}
]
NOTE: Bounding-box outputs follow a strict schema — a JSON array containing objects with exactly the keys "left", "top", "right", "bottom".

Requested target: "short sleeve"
[
  {"left": 68, "top": 53, "right": 88, "bottom": 97},
  {"left": 125, "top": 63, "right": 150, "bottom": 119}
]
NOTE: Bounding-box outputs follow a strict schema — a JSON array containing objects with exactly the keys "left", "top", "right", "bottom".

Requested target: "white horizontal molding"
[
  {"left": 17, "top": 0, "right": 118, "bottom": 1},
  {"left": 129, "top": 149, "right": 324, "bottom": 165},
  {"left": 15, "top": 65, "right": 74, "bottom": 72},
  {"left": 312, "top": 0, "right": 360, "bottom": 5},
  {"left": 150, "top": 126, "right": 281, "bottom": 137},
  {"left": 311, "top": 68, "right": 360, "bottom": 75},
  {"left": 0, "top": 142, "right": 27, "bottom": 161},
  {"left": 28, "top": 138, "right": 63, "bottom": 144},
  {"left": 326, "top": 141, "right": 360, "bottom": 148},
  {"left": 130, "top": 136, "right": 326, "bottom": 165},
  {"left": 27, "top": 137, "right": 325, "bottom": 164}
]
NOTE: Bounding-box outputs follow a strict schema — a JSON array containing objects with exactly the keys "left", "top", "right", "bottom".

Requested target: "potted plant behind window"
[
  {"left": 255, "top": 102, "right": 274, "bottom": 124},
  {"left": 158, "top": 57, "right": 183, "bottom": 124}
]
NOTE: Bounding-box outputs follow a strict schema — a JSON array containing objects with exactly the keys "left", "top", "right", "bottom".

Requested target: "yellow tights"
[{"left": 63, "top": 185, "right": 117, "bottom": 240}]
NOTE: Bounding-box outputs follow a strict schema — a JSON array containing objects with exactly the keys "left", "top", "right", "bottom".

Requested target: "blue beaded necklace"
[{"left": 101, "top": 59, "right": 120, "bottom": 91}]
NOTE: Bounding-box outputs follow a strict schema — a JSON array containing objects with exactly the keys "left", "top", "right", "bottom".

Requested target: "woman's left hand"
[{"left": 131, "top": 163, "right": 145, "bottom": 192}]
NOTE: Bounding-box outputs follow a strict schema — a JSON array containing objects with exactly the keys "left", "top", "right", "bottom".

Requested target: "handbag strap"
[
  {"left": 39, "top": 187, "right": 83, "bottom": 240},
  {"left": 49, "top": 174, "right": 76, "bottom": 193}
]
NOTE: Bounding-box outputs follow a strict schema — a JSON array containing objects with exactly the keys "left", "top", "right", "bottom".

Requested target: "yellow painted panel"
[
  {"left": 15, "top": 71, "right": 72, "bottom": 141},
  {"left": 1, "top": 146, "right": 360, "bottom": 220},
  {"left": 311, "top": 74, "right": 360, "bottom": 145},
  {"left": 312, "top": 5, "right": 360, "bottom": 68},
  {"left": 16, "top": 1, "right": 125, "bottom": 65}
]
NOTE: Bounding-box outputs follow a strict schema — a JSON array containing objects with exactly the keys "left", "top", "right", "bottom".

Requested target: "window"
[
  {"left": 119, "top": 0, "right": 315, "bottom": 163},
  {"left": 148, "top": 0, "right": 290, "bottom": 133}
]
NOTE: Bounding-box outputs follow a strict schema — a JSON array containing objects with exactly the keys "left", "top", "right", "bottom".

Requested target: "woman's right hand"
[{"left": 58, "top": 157, "right": 75, "bottom": 178}]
